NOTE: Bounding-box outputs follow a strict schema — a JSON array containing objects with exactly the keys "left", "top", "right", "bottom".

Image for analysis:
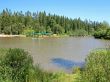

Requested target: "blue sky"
[{"left": 0, "top": 0, "right": 110, "bottom": 23}]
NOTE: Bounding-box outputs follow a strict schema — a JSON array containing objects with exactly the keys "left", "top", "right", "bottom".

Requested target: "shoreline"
[
  {"left": 0, "top": 34, "right": 69, "bottom": 38},
  {"left": 0, "top": 34, "right": 92, "bottom": 38},
  {"left": 0, "top": 34, "right": 26, "bottom": 37}
]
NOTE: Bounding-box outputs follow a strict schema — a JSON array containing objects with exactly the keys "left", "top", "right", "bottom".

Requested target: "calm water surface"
[{"left": 0, "top": 37, "right": 110, "bottom": 73}]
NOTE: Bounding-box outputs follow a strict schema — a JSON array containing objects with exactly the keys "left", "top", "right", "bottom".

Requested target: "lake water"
[{"left": 0, "top": 37, "right": 110, "bottom": 73}]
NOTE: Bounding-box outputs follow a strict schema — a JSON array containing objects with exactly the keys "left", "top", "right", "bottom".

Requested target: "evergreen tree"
[{"left": 0, "top": 9, "right": 109, "bottom": 36}]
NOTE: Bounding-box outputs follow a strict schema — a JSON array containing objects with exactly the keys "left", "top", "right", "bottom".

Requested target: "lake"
[{"left": 0, "top": 37, "right": 110, "bottom": 73}]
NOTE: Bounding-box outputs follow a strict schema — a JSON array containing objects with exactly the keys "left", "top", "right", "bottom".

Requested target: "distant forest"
[{"left": 0, "top": 9, "right": 109, "bottom": 37}]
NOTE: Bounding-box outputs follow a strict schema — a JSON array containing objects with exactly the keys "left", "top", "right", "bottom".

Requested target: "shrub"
[
  {"left": 93, "top": 30, "right": 106, "bottom": 39},
  {"left": 0, "top": 48, "right": 53, "bottom": 82},
  {"left": 0, "top": 48, "right": 33, "bottom": 82},
  {"left": 22, "top": 28, "right": 35, "bottom": 37},
  {"left": 82, "top": 49, "right": 110, "bottom": 82}
]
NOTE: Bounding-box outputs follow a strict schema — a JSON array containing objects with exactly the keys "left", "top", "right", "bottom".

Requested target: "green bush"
[
  {"left": 22, "top": 28, "right": 35, "bottom": 37},
  {"left": 82, "top": 49, "right": 110, "bottom": 82},
  {"left": 0, "top": 48, "right": 34, "bottom": 82},
  {"left": 70, "top": 30, "right": 88, "bottom": 36},
  {"left": 105, "top": 29, "right": 110, "bottom": 39},
  {"left": 93, "top": 29, "right": 110, "bottom": 39},
  {"left": 0, "top": 48, "right": 54, "bottom": 82},
  {"left": 93, "top": 30, "right": 106, "bottom": 39}
]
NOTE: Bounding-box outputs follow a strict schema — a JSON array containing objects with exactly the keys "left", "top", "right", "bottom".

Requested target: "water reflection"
[{"left": 51, "top": 58, "right": 85, "bottom": 69}]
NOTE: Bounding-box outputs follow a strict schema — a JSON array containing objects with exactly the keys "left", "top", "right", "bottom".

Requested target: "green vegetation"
[
  {"left": 0, "top": 48, "right": 110, "bottom": 82},
  {"left": 0, "top": 9, "right": 109, "bottom": 37},
  {"left": 22, "top": 28, "right": 35, "bottom": 37},
  {"left": 93, "top": 21, "right": 110, "bottom": 39},
  {"left": 0, "top": 48, "right": 35, "bottom": 82},
  {"left": 81, "top": 49, "right": 110, "bottom": 82},
  {"left": 0, "top": 48, "right": 50, "bottom": 82},
  {"left": 94, "top": 28, "right": 110, "bottom": 39}
]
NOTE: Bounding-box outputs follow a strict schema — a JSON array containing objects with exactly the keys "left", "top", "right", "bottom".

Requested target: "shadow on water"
[{"left": 51, "top": 58, "right": 85, "bottom": 69}]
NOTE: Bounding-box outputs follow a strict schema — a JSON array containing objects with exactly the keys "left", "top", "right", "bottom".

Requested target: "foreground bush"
[
  {"left": 0, "top": 48, "right": 35, "bottom": 82},
  {"left": 0, "top": 48, "right": 51, "bottom": 82},
  {"left": 82, "top": 49, "right": 110, "bottom": 82}
]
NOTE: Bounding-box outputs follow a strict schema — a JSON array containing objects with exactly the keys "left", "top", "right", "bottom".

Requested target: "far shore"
[
  {"left": 0, "top": 34, "right": 91, "bottom": 38},
  {"left": 0, "top": 34, "right": 69, "bottom": 38},
  {"left": 0, "top": 34, "right": 26, "bottom": 37}
]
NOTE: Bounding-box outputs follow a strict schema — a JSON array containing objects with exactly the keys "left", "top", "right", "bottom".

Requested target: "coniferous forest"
[{"left": 0, "top": 9, "right": 110, "bottom": 38}]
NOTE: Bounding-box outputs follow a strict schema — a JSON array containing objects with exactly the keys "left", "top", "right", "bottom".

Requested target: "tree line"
[{"left": 0, "top": 9, "right": 109, "bottom": 36}]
